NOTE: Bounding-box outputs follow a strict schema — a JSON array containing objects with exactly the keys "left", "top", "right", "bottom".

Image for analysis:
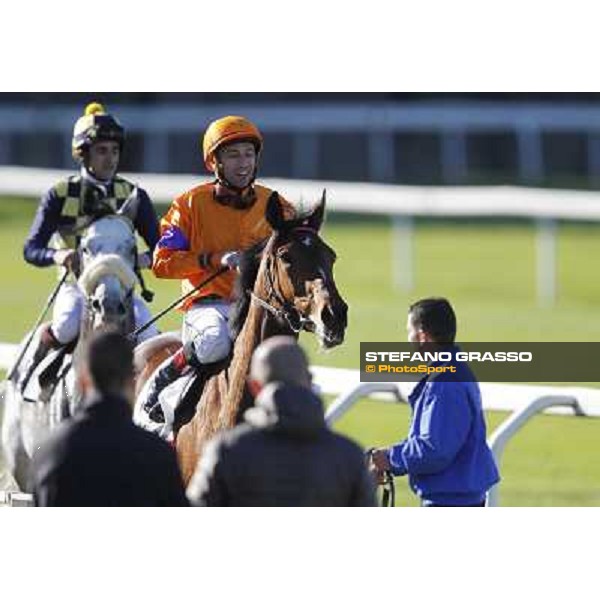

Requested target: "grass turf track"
[{"left": 1, "top": 197, "right": 599, "bottom": 505}]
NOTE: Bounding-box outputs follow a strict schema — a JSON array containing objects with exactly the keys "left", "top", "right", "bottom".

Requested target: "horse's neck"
[
  {"left": 219, "top": 244, "right": 293, "bottom": 428},
  {"left": 220, "top": 282, "right": 267, "bottom": 428}
]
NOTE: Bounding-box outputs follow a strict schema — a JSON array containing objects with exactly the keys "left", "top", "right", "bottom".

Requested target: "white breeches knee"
[
  {"left": 182, "top": 301, "right": 232, "bottom": 364},
  {"left": 51, "top": 283, "right": 159, "bottom": 344}
]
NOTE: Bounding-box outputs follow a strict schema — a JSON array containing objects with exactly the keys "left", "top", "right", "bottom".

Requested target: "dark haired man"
[
  {"left": 30, "top": 330, "right": 188, "bottom": 507},
  {"left": 370, "top": 297, "right": 499, "bottom": 507}
]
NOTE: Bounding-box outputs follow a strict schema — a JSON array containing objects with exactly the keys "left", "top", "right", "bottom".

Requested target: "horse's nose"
[
  {"left": 321, "top": 299, "right": 348, "bottom": 343},
  {"left": 325, "top": 298, "right": 347, "bottom": 329}
]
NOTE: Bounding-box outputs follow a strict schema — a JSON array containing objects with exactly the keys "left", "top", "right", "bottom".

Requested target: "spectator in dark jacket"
[
  {"left": 30, "top": 330, "right": 189, "bottom": 507},
  {"left": 187, "top": 336, "right": 376, "bottom": 507}
]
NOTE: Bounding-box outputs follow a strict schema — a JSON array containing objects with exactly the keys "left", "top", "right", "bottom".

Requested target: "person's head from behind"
[
  {"left": 76, "top": 328, "right": 135, "bottom": 402},
  {"left": 248, "top": 336, "right": 312, "bottom": 396},
  {"left": 407, "top": 297, "right": 457, "bottom": 346}
]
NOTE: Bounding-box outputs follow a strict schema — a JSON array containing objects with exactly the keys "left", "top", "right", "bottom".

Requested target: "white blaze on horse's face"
[
  {"left": 280, "top": 232, "right": 347, "bottom": 350},
  {"left": 89, "top": 277, "right": 128, "bottom": 330},
  {"left": 80, "top": 255, "right": 137, "bottom": 335}
]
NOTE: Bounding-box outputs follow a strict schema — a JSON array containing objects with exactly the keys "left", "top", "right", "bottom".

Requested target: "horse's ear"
[
  {"left": 305, "top": 189, "right": 326, "bottom": 232},
  {"left": 266, "top": 191, "right": 285, "bottom": 231}
]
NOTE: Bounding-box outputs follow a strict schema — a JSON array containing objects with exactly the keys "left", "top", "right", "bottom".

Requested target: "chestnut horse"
[{"left": 134, "top": 192, "right": 348, "bottom": 484}]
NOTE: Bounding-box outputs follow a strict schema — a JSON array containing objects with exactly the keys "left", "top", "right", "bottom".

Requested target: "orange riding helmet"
[{"left": 202, "top": 115, "right": 263, "bottom": 172}]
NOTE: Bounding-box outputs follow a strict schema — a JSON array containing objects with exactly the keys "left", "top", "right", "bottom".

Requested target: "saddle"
[
  {"left": 172, "top": 357, "right": 230, "bottom": 432},
  {"left": 138, "top": 356, "right": 231, "bottom": 441},
  {"left": 21, "top": 334, "right": 76, "bottom": 404}
]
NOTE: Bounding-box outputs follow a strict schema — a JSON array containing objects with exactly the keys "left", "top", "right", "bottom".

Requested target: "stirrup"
[
  {"left": 19, "top": 339, "right": 52, "bottom": 394},
  {"left": 146, "top": 401, "right": 166, "bottom": 423},
  {"left": 142, "top": 360, "right": 182, "bottom": 421}
]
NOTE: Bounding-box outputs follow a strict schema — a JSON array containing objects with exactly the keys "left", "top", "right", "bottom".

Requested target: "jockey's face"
[
  {"left": 87, "top": 141, "right": 120, "bottom": 181},
  {"left": 217, "top": 141, "right": 257, "bottom": 189}
]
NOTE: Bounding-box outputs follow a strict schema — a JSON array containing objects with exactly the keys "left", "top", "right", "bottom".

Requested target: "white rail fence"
[{"left": 4, "top": 166, "right": 600, "bottom": 305}]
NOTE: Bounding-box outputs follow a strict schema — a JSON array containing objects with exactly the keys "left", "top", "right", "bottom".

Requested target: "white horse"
[{"left": 1, "top": 215, "right": 142, "bottom": 491}]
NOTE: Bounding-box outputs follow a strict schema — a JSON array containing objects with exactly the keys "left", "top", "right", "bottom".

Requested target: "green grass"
[
  {"left": 2, "top": 197, "right": 600, "bottom": 505},
  {"left": 328, "top": 398, "right": 600, "bottom": 506}
]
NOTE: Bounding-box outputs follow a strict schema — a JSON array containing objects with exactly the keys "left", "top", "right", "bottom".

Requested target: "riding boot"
[
  {"left": 143, "top": 347, "right": 191, "bottom": 423},
  {"left": 19, "top": 325, "right": 63, "bottom": 394}
]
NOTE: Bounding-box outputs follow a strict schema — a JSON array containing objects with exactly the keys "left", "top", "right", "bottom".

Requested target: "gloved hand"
[
  {"left": 137, "top": 252, "right": 152, "bottom": 269},
  {"left": 198, "top": 250, "right": 241, "bottom": 271},
  {"left": 53, "top": 249, "right": 80, "bottom": 273},
  {"left": 219, "top": 250, "right": 241, "bottom": 270}
]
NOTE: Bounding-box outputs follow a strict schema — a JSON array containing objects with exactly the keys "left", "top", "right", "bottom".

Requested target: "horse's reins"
[
  {"left": 7, "top": 269, "right": 70, "bottom": 382},
  {"left": 249, "top": 257, "right": 310, "bottom": 334},
  {"left": 249, "top": 226, "right": 317, "bottom": 334},
  {"left": 380, "top": 471, "right": 395, "bottom": 508},
  {"left": 365, "top": 448, "right": 396, "bottom": 508},
  {"left": 130, "top": 266, "right": 229, "bottom": 340}
]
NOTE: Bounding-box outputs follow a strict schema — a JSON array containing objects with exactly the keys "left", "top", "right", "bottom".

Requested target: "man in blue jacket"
[{"left": 370, "top": 297, "right": 500, "bottom": 507}]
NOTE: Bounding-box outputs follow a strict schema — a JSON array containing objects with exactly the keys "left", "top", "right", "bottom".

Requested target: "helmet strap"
[
  {"left": 213, "top": 175, "right": 258, "bottom": 210},
  {"left": 81, "top": 165, "right": 113, "bottom": 186}
]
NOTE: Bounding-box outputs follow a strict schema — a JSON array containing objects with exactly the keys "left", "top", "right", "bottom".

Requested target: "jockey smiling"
[
  {"left": 143, "top": 115, "right": 295, "bottom": 421},
  {"left": 21, "top": 102, "right": 160, "bottom": 391}
]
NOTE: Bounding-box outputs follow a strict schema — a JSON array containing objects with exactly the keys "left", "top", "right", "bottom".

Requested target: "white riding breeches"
[
  {"left": 51, "top": 282, "right": 159, "bottom": 344},
  {"left": 182, "top": 301, "right": 233, "bottom": 365}
]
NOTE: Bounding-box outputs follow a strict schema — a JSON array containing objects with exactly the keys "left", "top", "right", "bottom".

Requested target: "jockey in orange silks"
[{"left": 143, "top": 116, "right": 295, "bottom": 420}]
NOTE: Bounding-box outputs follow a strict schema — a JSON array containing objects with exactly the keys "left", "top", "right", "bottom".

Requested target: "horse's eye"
[{"left": 277, "top": 254, "right": 291, "bottom": 266}]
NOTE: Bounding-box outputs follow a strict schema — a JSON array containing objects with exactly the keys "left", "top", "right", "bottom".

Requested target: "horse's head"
[
  {"left": 261, "top": 190, "right": 348, "bottom": 349},
  {"left": 78, "top": 254, "right": 137, "bottom": 335},
  {"left": 79, "top": 215, "right": 137, "bottom": 273}
]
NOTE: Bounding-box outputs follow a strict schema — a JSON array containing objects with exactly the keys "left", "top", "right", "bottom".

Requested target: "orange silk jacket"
[{"left": 152, "top": 182, "right": 293, "bottom": 311}]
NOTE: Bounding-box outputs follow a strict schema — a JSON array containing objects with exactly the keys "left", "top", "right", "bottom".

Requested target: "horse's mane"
[{"left": 229, "top": 237, "right": 270, "bottom": 340}]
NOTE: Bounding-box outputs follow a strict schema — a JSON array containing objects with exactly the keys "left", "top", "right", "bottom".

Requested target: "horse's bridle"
[{"left": 249, "top": 227, "right": 317, "bottom": 335}]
